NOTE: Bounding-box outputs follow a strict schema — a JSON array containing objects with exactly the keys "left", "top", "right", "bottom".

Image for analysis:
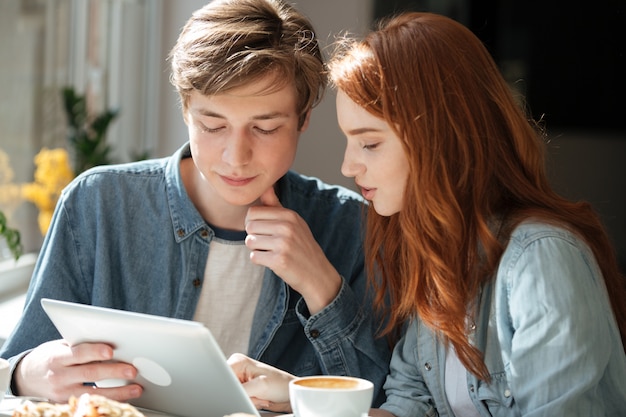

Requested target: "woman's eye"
[{"left": 363, "top": 142, "right": 380, "bottom": 150}]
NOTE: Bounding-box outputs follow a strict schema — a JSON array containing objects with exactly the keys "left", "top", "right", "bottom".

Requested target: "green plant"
[
  {"left": 62, "top": 87, "right": 119, "bottom": 175},
  {"left": 0, "top": 210, "right": 22, "bottom": 260}
]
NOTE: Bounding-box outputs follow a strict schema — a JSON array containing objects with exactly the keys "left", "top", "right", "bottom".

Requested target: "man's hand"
[
  {"left": 14, "top": 339, "right": 142, "bottom": 403},
  {"left": 245, "top": 187, "right": 342, "bottom": 314},
  {"left": 228, "top": 353, "right": 294, "bottom": 413}
]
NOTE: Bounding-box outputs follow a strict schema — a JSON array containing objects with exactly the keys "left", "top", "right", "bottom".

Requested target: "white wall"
[
  {"left": 290, "top": 0, "right": 372, "bottom": 190},
  {"left": 156, "top": 0, "right": 372, "bottom": 191}
]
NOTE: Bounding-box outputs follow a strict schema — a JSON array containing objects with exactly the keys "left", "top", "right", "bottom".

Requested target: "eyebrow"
[
  {"left": 345, "top": 127, "right": 383, "bottom": 136},
  {"left": 195, "top": 109, "right": 290, "bottom": 120}
]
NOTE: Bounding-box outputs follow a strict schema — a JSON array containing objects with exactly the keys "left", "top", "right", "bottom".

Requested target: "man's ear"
[{"left": 298, "top": 109, "right": 312, "bottom": 133}]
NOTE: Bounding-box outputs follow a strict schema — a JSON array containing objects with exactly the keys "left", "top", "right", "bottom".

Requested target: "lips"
[
  {"left": 220, "top": 175, "right": 256, "bottom": 187},
  {"left": 358, "top": 184, "right": 375, "bottom": 200}
]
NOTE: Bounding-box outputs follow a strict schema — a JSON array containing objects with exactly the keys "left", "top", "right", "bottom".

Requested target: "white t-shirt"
[
  {"left": 445, "top": 344, "right": 482, "bottom": 417},
  {"left": 193, "top": 228, "right": 264, "bottom": 358}
]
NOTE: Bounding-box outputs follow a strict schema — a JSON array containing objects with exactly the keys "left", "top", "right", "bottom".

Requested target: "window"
[{"left": 0, "top": 0, "right": 163, "bottom": 262}]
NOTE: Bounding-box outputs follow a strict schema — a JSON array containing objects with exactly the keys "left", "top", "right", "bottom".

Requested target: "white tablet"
[{"left": 40, "top": 298, "right": 261, "bottom": 417}]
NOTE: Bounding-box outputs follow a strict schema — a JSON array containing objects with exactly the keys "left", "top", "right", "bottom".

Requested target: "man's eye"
[
  {"left": 198, "top": 124, "right": 223, "bottom": 133},
  {"left": 255, "top": 127, "right": 279, "bottom": 135}
]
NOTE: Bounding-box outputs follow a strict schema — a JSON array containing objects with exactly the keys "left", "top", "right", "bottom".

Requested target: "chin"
[
  {"left": 372, "top": 205, "right": 393, "bottom": 217},
  {"left": 216, "top": 188, "right": 261, "bottom": 207},
  {"left": 372, "top": 201, "right": 401, "bottom": 217},
  {"left": 226, "top": 194, "right": 262, "bottom": 207}
]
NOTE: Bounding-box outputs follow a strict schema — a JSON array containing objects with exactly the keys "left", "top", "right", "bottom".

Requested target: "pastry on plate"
[{"left": 12, "top": 393, "right": 144, "bottom": 417}]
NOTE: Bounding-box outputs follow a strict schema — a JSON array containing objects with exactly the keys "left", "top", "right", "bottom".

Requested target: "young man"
[{"left": 0, "top": 0, "right": 390, "bottom": 407}]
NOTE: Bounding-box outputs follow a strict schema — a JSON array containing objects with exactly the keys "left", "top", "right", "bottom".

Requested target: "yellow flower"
[
  {"left": 37, "top": 209, "right": 55, "bottom": 237},
  {"left": 22, "top": 183, "right": 54, "bottom": 210},
  {"left": 21, "top": 148, "right": 74, "bottom": 235}
]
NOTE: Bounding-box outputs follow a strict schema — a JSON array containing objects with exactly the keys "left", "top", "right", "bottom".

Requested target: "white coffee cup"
[
  {"left": 0, "top": 358, "right": 10, "bottom": 405},
  {"left": 289, "top": 375, "right": 373, "bottom": 417}
]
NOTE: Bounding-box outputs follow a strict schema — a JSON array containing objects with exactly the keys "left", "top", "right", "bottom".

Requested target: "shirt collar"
[{"left": 165, "top": 143, "right": 208, "bottom": 242}]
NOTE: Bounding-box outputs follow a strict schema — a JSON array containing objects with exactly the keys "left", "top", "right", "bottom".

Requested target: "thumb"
[{"left": 259, "top": 186, "right": 282, "bottom": 208}]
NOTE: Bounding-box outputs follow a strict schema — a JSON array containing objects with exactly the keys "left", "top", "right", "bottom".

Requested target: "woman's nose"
[{"left": 340, "top": 148, "right": 360, "bottom": 178}]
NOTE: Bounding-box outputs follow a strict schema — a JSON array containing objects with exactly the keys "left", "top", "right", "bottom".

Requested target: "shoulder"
[
  {"left": 508, "top": 221, "right": 582, "bottom": 246},
  {"left": 503, "top": 221, "right": 593, "bottom": 261},
  {"left": 59, "top": 157, "right": 172, "bottom": 210},
  {"left": 67, "top": 157, "right": 169, "bottom": 190},
  {"left": 497, "top": 220, "right": 601, "bottom": 288},
  {"left": 75, "top": 157, "right": 169, "bottom": 182}
]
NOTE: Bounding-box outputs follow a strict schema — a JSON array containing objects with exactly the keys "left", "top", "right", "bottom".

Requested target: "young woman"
[{"left": 230, "top": 11, "right": 626, "bottom": 417}]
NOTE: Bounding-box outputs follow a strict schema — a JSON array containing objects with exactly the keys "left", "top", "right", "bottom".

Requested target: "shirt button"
[
  {"left": 177, "top": 229, "right": 185, "bottom": 237},
  {"left": 504, "top": 389, "right": 511, "bottom": 398},
  {"left": 424, "top": 362, "right": 432, "bottom": 371},
  {"left": 469, "top": 384, "right": 475, "bottom": 393},
  {"left": 200, "top": 229, "right": 209, "bottom": 238},
  {"left": 192, "top": 278, "right": 201, "bottom": 288},
  {"left": 310, "top": 329, "right": 320, "bottom": 338}
]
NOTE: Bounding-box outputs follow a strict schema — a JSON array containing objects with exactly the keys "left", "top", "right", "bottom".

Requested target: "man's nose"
[{"left": 222, "top": 132, "right": 252, "bottom": 166}]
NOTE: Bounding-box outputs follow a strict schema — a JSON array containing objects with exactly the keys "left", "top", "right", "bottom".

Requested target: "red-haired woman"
[
  {"left": 230, "top": 11, "right": 626, "bottom": 416},
  {"left": 330, "top": 11, "right": 626, "bottom": 417}
]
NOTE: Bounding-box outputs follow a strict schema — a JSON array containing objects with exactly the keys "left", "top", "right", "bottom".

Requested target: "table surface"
[{"left": 0, "top": 396, "right": 289, "bottom": 417}]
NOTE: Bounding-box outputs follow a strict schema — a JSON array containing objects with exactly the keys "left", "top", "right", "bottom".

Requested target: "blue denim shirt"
[
  {"left": 381, "top": 222, "right": 626, "bottom": 416},
  {"left": 0, "top": 144, "right": 391, "bottom": 405}
]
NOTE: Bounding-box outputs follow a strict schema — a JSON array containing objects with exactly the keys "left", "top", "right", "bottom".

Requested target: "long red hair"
[{"left": 330, "top": 12, "right": 626, "bottom": 380}]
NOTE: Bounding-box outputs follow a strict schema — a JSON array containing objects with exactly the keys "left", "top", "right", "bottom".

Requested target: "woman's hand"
[{"left": 228, "top": 353, "right": 295, "bottom": 413}]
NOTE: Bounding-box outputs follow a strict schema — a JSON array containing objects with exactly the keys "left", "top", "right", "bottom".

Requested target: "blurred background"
[{"left": 1, "top": 0, "right": 624, "bottom": 272}]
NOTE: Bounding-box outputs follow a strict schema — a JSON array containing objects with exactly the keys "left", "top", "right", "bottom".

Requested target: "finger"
[
  {"left": 249, "top": 397, "right": 271, "bottom": 411},
  {"left": 228, "top": 353, "right": 254, "bottom": 382},
  {"left": 242, "top": 375, "right": 290, "bottom": 403},
  {"left": 263, "top": 400, "right": 293, "bottom": 414},
  {"left": 91, "top": 383, "right": 143, "bottom": 402},
  {"left": 246, "top": 240, "right": 275, "bottom": 267},
  {"left": 43, "top": 377, "right": 142, "bottom": 404},
  {"left": 242, "top": 376, "right": 271, "bottom": 399},
  {"left": 61, "top": 358, "right": 138, "bottom": 387},
  {"left": 54, "top": 383, "right": 143, "bottom": 403},
  {"left": 68, "top": 343, "right": 115, "bottom": 366},
  {"left": 259, "top": 186, "right": 282, "bottom": 208},
  {"left": 245, "top": 234, "right": 278, "bottom": 252}
]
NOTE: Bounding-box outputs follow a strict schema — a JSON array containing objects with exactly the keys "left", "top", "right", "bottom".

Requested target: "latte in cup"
[
  {"left": 289, "top": 376, "right": 373, "bottom": 417},
  {"left": 293, "top": 377, "right": 360, "bottom": 389}
]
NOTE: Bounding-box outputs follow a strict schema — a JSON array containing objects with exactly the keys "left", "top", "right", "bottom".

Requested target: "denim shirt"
[
  {"left": 0, "top": 144, "right": 391, "bottom": 405},
  {"left": 381, "top": 222, "right": 626, "bottom": 417}
]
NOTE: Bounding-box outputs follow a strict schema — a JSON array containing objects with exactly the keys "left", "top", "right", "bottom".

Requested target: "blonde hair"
[{"left": 169, "top": 0, "right": 326, "bottom": 128}]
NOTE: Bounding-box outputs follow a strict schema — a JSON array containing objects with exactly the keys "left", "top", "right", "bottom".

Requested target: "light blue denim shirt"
[
  {"left": 0, "top": 143, "right": 391, "bottom": 405},
  {"left": 381, "top": 222, "right": 626, "bottom": 416}
]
